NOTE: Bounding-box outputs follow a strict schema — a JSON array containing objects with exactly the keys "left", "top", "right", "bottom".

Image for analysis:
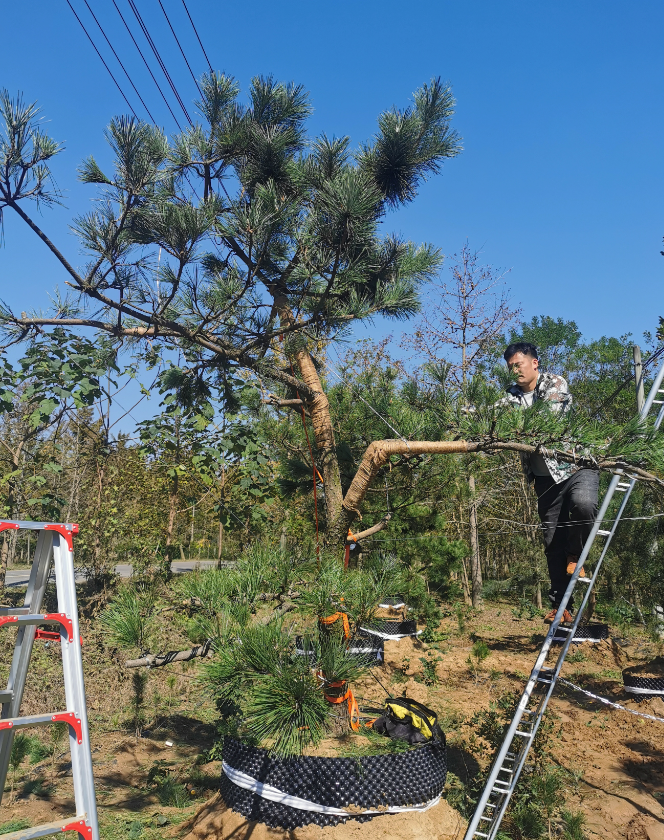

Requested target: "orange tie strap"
[
  {"left": 323, "top": 681, "right": 360, "bottom": 731},
  {"left": 319, "top": 611, "right": 350, "bottom": 639}
]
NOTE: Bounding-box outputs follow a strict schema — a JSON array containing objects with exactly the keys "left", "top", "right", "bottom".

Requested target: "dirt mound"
[
  {"left": 624, "top": 656, "right": 664, "bottom": 678},
  {"left": 178, "top": 793, "right": 465, "bottom": 840}
]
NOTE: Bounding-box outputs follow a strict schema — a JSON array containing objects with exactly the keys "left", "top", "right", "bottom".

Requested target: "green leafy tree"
[{"left": 0, "top": 79, "right": 462, "bottom": 545}]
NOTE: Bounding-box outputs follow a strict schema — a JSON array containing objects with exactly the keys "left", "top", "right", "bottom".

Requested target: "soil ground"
[{"left": 2, "top": 595, "right": 664, "bottom": 840}]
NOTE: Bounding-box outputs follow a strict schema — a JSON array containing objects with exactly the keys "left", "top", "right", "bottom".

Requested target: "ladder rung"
[
  {"left": 577, "top": 576, "right": 591, "bottom": 583},
  {"left": 0, "top": 607, "right": 31, "bottom": 616},
  {"left": 0, "top": 613, "right": 74, "bottom": 642},
  {"left": 515, "top": 730, "right": 533, "bottom": 737},
  {"left": 597, "top": 530, "right": 612, "bottom": 536},
  {"left": 473, "top": 833, "right": 490, "bottom": 838},
  {"left": 554, "top": 625, "right": 572, "bottom": 632},
  {"left": 0, "top": 711, "right": 82, "bottom": 743},
  {"left": 499, "top": 765, "right": 514, "bottom": 774},
  {"left": 652, "top": 400, "right": 664, "bottom": 404},
  {"left": 0, "top": 816, "right": 92, "bottom": 840},
  {"left": 616, "top": 482, "right": 631, "bottom": 489}
]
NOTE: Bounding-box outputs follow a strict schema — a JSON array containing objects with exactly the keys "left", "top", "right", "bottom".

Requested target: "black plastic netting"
[
  {"left": 295, "top": 632, "right": 384, "bottom": 665},
  {"left": 553, "top": 623, "right": 609, "bottom": 644},
  {"left": 220, "top": 735, "right": 447, "bottom": 828},
  {"left": 361, "top": 619, "right": 418, "bottom": 637},
  {"left": 623, "top": 673, "right": 664, "bottom": 694}
]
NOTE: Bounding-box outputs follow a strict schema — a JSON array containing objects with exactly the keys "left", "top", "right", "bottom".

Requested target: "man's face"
[{"left": 506, "top": 352, "right": 539, "bottom": 390}]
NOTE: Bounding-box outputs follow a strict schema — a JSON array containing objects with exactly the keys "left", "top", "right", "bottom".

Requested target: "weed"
[
  {"left": 560, "top": 808, "right": 587, "bottom": 840},
  {"left": 566, "top": 648, "right": 587, "bottom": 664},
  {"left": 155, "top": 777, "right": 190, "bottom": 807},
  {"left": 0, "top": 820, "right": 31, "bottom": 835},
  {"left": 9, "top": 733, "right": 30, "bottom": 799},
  {"left": 512, "top": 597, "right": 540, "bottom": 621},
  {"left": 456, "top": 603, "right": 469, "bottom": 635},
  {"left": 467, "top": 639, "right": 490, "bottom": 680},
  {"left": 417, "top": 653, "right": 442, "bottom": 686}
]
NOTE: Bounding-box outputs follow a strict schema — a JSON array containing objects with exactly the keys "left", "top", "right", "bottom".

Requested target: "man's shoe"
[
  {"left": 566, "top": 559, "right": 586, "bottom": 578},
  {"left": 543, "top": 608, "right": 573, "bottom": 624}
]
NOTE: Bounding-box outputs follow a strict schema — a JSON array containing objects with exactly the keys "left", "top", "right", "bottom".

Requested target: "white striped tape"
[
  {"left": 360, "top": 627, "right": 423, "bottom": 641},
  {"left": 222, "top": 761, "right": 441, "bottom": 816},
  {"left": 558, "top": 678, "right": 664, "bottom": 722}
]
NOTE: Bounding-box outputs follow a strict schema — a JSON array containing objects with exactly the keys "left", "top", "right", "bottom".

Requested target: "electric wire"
[
  {"left": 111, "top": 0, "right": 183, "bottom": 130},
  {"left": 65, "top": 0, "right": 138, "bottom": 118},
  {"left": 181, "top": 0, "right": 214, "bottom": 72},
  {"left": 126, "top": 0, "right": 193, "bottom": 125},
  {"left": 157, "top": 0, "right": 203, "bottom": 95},
  {"left": 81, "top": 0, "right": 157, "bottom": 123}
]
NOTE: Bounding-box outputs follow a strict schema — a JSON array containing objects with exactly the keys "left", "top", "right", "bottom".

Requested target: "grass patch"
[{"left": 0, "top": 820, "right": 30, "bottom": 835}]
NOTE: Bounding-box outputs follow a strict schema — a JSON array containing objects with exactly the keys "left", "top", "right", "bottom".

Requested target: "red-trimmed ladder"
[
  {"left": 463, "top": 358, "right": 664, "bottom": 840},
  {"left": 0, "top": 521, "right": 99, "bottom": 840}
]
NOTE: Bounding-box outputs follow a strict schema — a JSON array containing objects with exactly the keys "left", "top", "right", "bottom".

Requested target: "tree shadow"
[{"left": 446, "top": 744, "right": 481, "bottom": 786}]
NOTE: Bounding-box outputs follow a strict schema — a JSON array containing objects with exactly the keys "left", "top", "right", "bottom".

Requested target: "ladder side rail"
[
  {"left": 639, "top": 359, "right": 664, "bottom": 419},
  {"left": 0, "top": 531, "right": 54, "bottom": 800},
  {"left": 52, "top": 533, "right": 100, "bottom": 838},
  {"left": 464, "top": 472, "right": 623, "bottom": 839}
]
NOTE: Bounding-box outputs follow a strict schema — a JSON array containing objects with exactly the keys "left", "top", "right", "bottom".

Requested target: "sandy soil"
[{"left": 3, "top": 602, "right": 664, "bottom": 839}]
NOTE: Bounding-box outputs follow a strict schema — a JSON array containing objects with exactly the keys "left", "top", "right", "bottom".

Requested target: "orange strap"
[
  {"left": 323, "top": 682, "right": 360, "bottom": 731},
  {"left": 319, "top": 612, "right": 350, "bottom": 639}
]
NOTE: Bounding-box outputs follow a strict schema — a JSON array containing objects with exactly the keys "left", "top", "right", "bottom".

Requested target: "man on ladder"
[{"left": 501, "top": 342, "right": 599, "bottom": 624}]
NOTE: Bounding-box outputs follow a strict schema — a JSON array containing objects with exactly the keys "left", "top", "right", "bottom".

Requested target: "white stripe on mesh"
[
  {"left": 222, "top": 761, "right": 441, "bottom": 816},
  {"left": 623, "top": 685, "right": 664, "bottom": 696},
  {"left": 558, "top": 678, "right": 664, "bottom": 720},
  {"left": 360, "top": 627, "right": 423, "bottom": 641}
]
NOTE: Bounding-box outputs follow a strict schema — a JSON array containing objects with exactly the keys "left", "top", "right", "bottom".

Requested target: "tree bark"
[{"left": 468, "top": 474, "right": 483, "bottom": 608}]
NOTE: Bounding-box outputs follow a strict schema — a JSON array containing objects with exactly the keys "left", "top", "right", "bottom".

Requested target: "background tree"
[{"left": 403, "top": 243, "right": 521, "bottom": 607}]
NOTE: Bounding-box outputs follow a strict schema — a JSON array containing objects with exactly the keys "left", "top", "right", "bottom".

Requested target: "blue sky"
[{"left": 1, "top": 0, "right": 663, "bottom": 385}]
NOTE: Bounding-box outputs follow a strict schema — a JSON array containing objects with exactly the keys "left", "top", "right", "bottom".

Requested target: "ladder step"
[
  {"left": 597, "top": 530, "right": 612, "bottom": 536},
  {"left": 516, "top": 730, "right": 533, "bottom": 737},
  {"left": 0, "top": 711, "right": 82, "bottom": 743},
  {"left": 577, "top": 576, "right": 591, "bottom": 584},
  {"left": 0, "top": 613, "right": 74, "bottom": 642},
  {"left": 0, "top": 816, "right": 93, "bottom": 840},
  {"left": 616, "top": 483, "right": 631, "bottom": 490},
  {"left": 0, "top": 690, "right": 12, "bottom": 704},
  {"left": 652, "top": 400, "right": 664, "bottom": 404},
  {"left": 0, "top": 607, "right": 31, "bottom": 616}
]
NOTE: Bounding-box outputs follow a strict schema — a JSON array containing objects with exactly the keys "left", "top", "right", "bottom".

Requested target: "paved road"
[{"left": 5, "top": 559, "right": 223, "bottom": 588}]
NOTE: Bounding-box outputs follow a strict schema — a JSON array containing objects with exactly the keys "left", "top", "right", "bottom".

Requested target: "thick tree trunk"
[
  {"left": 276, "top": 300, "right": 344, "bottom": 531},
  {"left": 468, "top": 474, "right": 483, "bottom": 608}
]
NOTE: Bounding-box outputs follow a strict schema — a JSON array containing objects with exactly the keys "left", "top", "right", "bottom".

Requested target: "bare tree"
[{"left": 404, "top": 243, "right": 522, "bottom": 607}]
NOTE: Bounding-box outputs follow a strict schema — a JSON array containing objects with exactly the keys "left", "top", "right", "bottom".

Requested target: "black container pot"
[
  {"left": 553, "top": 623, "right": 609, "bottom": 645},
  {"left": 622, "top": 671, "right": 664, "bottom": 696},
  {"left": 220, "top": 735, "right": 447, "bottom": 828},
  {"left": 360, "top": 619, "right": 419, "bottom": 639}
]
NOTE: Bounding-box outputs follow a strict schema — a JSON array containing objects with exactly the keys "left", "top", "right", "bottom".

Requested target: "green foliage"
[
  {"left": 100, "top": 586, "right": 156, "bottom": 651},
  {"left": 0, "top": 820, "right": 31, "bottom": 835},
  {"left": 244, "top": 665, "right": 330, "bottom": 758}
]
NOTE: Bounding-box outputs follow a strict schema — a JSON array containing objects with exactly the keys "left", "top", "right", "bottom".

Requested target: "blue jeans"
[{"left": 534, "top": 468, "right": 600, "bottom": 610}]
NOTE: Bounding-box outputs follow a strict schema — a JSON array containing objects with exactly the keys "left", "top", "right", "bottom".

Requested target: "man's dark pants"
[{"left": 534, "top": 468, "right": 600, "bottom": 610}]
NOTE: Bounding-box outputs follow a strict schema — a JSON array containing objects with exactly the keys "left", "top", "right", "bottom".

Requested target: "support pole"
[{"left": 633, "top": 345, "right": 645, "bottom": 413}]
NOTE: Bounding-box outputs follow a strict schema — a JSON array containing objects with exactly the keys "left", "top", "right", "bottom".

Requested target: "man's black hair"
[{"left": 504, "top": 342, "right": 538, "bottom": 362}]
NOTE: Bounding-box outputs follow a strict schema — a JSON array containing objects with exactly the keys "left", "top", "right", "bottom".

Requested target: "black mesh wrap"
[
  {"left": 553, "top": 623, "right": 609, "bottom": 644},
  {"left": 220, "top": 735, "right": 447, "bottom": 828},
  {"left": 361, "top": 619, "right": 418, "bottom": 637},
  {"left": 623, "top": 672, "right": 664, "bottom": 694}
]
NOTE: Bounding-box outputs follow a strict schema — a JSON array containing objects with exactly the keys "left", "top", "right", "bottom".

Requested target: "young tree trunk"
[
  {"left": 164, "top": 472, "right": 179, "bottom": 576},
  {"left": 468, "top": 474, "right": 483, "bottom": 608}
]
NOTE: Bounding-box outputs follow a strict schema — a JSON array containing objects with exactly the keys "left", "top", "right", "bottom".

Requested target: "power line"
[
  {"left": 65, "top": 0, "right": 138, "bottom": 118},
  {"left": 81, "top": 0, "right": 157, "bottom": 123},
  {"left": 111, "top": 0, "right": 183, "bottom": 130},
  {"left": 157, "top": 0, "right": 203, "bottom": 96},
  {"left": 181, "top": 0, "right": 213, "bottom": 72},
  {"left": 126, "top": 0, "right": 193, "bottom": 125}
]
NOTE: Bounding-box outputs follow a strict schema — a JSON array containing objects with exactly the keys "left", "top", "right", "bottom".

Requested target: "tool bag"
[{"left": 371, "top": 698, "right": 445, "bottom": 745}]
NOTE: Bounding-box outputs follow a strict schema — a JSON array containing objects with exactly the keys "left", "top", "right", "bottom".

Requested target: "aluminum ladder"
[
  {"left": 463, "top": 358, "right": 664, "bottom": 840},
  {"left": 0, "top": 521, "right": 99, "bottom": 840}
]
